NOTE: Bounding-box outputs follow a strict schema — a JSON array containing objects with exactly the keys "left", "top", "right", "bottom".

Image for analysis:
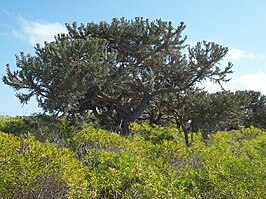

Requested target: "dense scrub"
[
  {"left": 0, "top": 132, "right": 97, "bottom": 198},
  {"left": 0, "top": 116, "right": 265, "bottom": 198}
]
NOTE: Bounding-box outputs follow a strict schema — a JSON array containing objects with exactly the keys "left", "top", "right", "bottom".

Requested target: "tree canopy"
[{"left": 3, "top": 17, "right": 233, "bottom": 135}]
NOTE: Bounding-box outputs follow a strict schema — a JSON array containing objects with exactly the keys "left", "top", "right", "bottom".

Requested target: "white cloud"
[
  {"left": 227, "top": 49, "right": 245, "bottom": 60},
  {"left": 13, "top": 19, "right": 67, "bottom": 45},
  {"left": 233, "top": 71, "right": 266, "bottom": 93},
  {"left": 204, "top": 71, "right": 266, "bottom": 94},
  {"left": 226, "top": 48, "right": 256, "bottom": 60},
  {"left": 202, "top": 79, "right": 234, "bottom": 93}
]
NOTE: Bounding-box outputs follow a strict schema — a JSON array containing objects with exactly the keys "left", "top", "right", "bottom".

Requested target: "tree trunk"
[
  {"left": 154, "top": 112, "right": 163, "bottom": 125},
  {"left": 120, "top": 92, "right": 152, "bottom": 136},
  {"left": 175, "top": 116, "right": 190, "bottom": 147},
  {"left": 149, "top": 112, "right": 155, "bottom": 125},
  {"left": 183, "top": 128, "right": 190, "bottom": 147},
  {"left": 121, "top": 119, "right": 131, "bottom": 136},
  {"left": 149, "top": 112, "right": 163, "bottom": 125}
]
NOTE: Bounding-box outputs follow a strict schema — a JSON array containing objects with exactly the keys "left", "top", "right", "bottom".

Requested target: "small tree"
[
  {"left": 240, "top": 90, "right": 266, "bottom": 129},
  {"left": 160, "top": 91, "right": 249, "bottom": 146},
  {"left": 3, "top": 17, "right": 232, "bottom": 135}
]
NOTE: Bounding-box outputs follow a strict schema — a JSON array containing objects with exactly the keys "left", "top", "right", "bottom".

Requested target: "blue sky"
[{"left": 1, "top": 0, "right": 266, "bottom": 116}]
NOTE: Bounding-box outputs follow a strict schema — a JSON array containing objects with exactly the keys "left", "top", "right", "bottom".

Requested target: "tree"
[
  {"left": 3, "top": 17, "right": 233, "bottom": 135},
  {"left": 143, "top": 90, "right": 264, "bottom": 146},
  {"left": 191, "top": 92, "right": 246, "bottom": 135},
  {"left": 240, "top": 90, "right": 266, "bottom": 129}
]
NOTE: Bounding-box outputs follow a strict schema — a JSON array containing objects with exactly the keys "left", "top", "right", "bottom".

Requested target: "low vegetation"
[{"left": 0, "top": 116, "right": 265, "bottom": 198}]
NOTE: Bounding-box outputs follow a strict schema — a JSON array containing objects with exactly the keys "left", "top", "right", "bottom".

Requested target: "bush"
[
  {"left": 0, "top": 132, "right": 96, "bottom": 198},
  {"left": 175, "top": 127, "right": 266, "bottom": 198},
  {"left": 73, "top": 125, "right": 180, "bottom": 198},
  {"left": 0, "top": 115, "right": 78, "bottom": 147},
  {"left": 0, "top": 116, "right": 265, "bottom": 198},
  {"left": 0, "top": 116, "right": 32, "bottom": 136}
]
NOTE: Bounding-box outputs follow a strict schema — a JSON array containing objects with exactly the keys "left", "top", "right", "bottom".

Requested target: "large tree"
[{"left": 3, "top": 17, "right": 232, "bottom": 135}]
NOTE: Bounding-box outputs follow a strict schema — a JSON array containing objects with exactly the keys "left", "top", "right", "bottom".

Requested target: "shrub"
[
  {"left": 74, "top": 125, "right": 184, "bottom": 198},
  {"left": 0, "top": 116, "right": 78, "bottom": 147},
  {"left": 175, "top": 128, "right": 266, "bottom": 198},
  {"left": 0, "top": 116, "right": 32, "bottom": 136},
  {"left": 0, "top": 132, "right": 96, "bottom": 198},
  {"left": 1, "top": 116, "right": 265, "bottom": 198}
]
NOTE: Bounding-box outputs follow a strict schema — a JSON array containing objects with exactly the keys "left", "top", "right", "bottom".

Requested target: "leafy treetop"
[{"left": 3, "top": 17, "right": 232, "bottom": 135}]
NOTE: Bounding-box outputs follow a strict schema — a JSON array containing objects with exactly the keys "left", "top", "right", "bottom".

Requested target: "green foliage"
[
  {"left": 130, "top": 122, "right": 178, "bottom": 144},
  {"left": 171, "top": 91, "right": 249, "bottom": 133},
  {"left": 0, "top": 116, "right": 32, "bottom": 136},
  {"left": 3, "top": 17, "right": 232, "bottom": 135},
  {"left": 0, "top": 116, "right": 265, "bottom": 198},
  {"left": 179, "top": 127, "right": 266, "bottom": 198},
  {"left": 0, "top": 115, "right": 78, "bottom": 146},
  {"left": 3, "top": 35, "right": 115, "bottom": 116},
  {"left": 241, "top": 90, "right": 266, "bottom": 129},
  {"left": 0, "top": 132, "right": 96, "bottom": 198},
  {"left": 74, "top": 125, "right": 181, "bottom": 198},
  {"left": 73, "top": 123, "right": 265, "bottom": 198},
  {"left": 2, "top": 14, "right": 265, "bottom": 198},
  {"left": 145, "top": 90, "right": 265, "bottom": 146}
]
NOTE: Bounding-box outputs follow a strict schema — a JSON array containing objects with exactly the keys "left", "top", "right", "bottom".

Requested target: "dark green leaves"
[{"left": 3, "top": 18, "right": 233, "bottom": 134}]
